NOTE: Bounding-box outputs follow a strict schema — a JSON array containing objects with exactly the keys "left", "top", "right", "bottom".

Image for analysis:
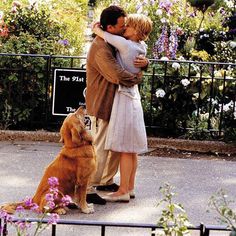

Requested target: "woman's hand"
[
  {"left": 91, "top": 21, "right": 101, "bottom": 34},
  {"left": 91, "top": 21, "right": 105, "bottom": 39},
  {"left": 134, "top": 54, "right": 149, "bottom": 69}
]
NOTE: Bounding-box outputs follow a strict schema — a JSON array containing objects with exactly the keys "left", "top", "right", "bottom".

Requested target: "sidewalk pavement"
[{"left": 0, "top": 140, "right": 236, "bottom": 235}]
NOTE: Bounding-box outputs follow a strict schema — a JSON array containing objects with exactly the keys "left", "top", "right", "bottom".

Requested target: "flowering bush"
[
  {"left": 0, "top": 0, "right": 87, "bottom": 129},
  {"left": 94, "top": 0, "right": 236, "bottom": 140},
  {"left": 0, "top": 1, "right": 62, "bottom": 128},
  {"left": 0, "top": 0, "right": 87, "bottom": 56},
  {"left": 94, "top": 0, "right": 235, "bottom": 62},
  {"left": 0, "top": 177, "right": 72, "bottom": 236},
  {"left": 140, "top": 60, "right": 236, "bottom": 140},
  {"left": 141, "top": 61, "right": 197, "bottom": 135}
]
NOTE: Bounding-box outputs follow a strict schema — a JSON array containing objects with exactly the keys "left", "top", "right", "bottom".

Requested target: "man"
[{"left": 86, "top": 5, "right": 149, "bottom": 204}]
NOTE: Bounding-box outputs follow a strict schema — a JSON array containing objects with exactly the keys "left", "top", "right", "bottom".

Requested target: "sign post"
[{"left": 52, "top": 69, "right": 87, "bottom": 116}]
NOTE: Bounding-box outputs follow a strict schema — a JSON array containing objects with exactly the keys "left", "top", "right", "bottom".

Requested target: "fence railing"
[
  {"left": 0, "top": 218, "right": 232, "bottom": 236},
  {"left": 0, "top": 53, "right": 235, "bottom": 139},
  {"left": 142, "top": 59, "right": 236, "bottom": 139}
]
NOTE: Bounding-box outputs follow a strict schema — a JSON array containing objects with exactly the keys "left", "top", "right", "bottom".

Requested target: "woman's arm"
[
  {"left": 92, "top": 22, "right": 128, "bottom": 53},
  {"left": 92, "top": 22, "right": 105, "bottom": 39},
  {"left": 94, "top": 46, "right": 142, "bottom": 87}
]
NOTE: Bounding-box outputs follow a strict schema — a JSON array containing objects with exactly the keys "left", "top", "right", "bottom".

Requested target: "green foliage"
[
  {"left": 208, "top": 189, "right": 236, "bottom": 234},
  {"left": 0, "top": 0, "right": 87, "bottom": 55},
  {"left": 0, "top": 100, "right": 13, "bottom": 130},
  {"left": 0, "top": 0, "right": 87, "bottom": 129},
  {"left": 154, "top": 183, "right": 192, "bottom": 236},
  {"left": 93, "top": 1, "right": 235, "bottom": 141},
  {"left": 221, "top": 107, "right": 236, "bottom": 142},
  {"left": 94, "top": 0, "right": 233, "bottom": 60},
  {"left": 141, "top": 62, "right": 198, "bottom": 136},
  {"left": 49, "top": 0, "right": 88, "bottom": 56},
  {"left": 141, "top": 61, "right": 236, "bottom": 139}
]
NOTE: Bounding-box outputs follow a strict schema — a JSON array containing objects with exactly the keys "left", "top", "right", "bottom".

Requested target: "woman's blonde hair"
[{"left": 126, "top": 14, "right": 153, "bottom": 41}]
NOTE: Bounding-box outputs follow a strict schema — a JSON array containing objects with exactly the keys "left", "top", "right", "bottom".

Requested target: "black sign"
[{"left": 52, "top": 69, "right": 86, "bottom": 116}]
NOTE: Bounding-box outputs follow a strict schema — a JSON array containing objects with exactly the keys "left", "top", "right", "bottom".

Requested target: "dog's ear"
[
  {"left": 71, "top": 127, "right": 82, "bottom": 144},
  {"left": 75, "top": 106, "right": 85, "bottom": 119}
]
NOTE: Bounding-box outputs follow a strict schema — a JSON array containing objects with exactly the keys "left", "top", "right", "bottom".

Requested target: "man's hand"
[
  {"left": 123, "top": 71, "right": 143, "bottom": 87},
  {"left": 136, "top": 71, "right": 143, "bottom": 84},
  {"left": 134, "top": 54, "right": 149, "bottom": 68}
]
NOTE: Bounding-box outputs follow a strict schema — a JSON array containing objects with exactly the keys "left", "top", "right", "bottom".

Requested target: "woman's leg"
[
  {"left": 128, "top": 153, "right": 137, "bottom": 191},
  {"left": 110, "top": 152, "right": 133, "bottom": 196},
  {"left": 118, "top": 152, "right": 133, "bottom": 194}
]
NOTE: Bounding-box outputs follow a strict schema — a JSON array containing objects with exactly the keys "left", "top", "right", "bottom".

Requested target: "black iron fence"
[
  {"left": 0, "top": 53, "right": 235, "bottom": 140},
  {"left": 0, "top": 217, "right": 232, "bottom": 236},
  {"left": 141, "top": 59, "right": 236, "bottom": 139}
]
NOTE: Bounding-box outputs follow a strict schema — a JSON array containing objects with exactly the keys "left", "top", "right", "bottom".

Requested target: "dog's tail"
[{"left": 0, "top": 201, "right": 28, "bottom": 214}]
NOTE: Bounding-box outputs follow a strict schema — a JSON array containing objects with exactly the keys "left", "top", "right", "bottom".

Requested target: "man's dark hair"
[{"left": 100, "top": 5, "right": 126, "bottom": 31}]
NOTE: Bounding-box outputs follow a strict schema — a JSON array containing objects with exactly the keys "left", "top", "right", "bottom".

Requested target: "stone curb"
[
  {"left": 0, "top": 130, "right": 60, "bottom": 143},
  {"left": 148, "top": 137, "right": 236, "bottom": 155},
  {"left": 0, "top": 130, "right": 235, "bottom": 155}
]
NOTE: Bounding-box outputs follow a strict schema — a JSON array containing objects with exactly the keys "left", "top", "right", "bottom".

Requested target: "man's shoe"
[
  {"left": 67, "top": 202, "right": 79, "bottom": 209},
  {"left": 96, "top": 183, "right": 119, "bottom": 192},
  {"left": 103, "top": 193, "right": 130, "bottom": 202},
  {"left": 86, "top": 193, "right": 106, "bottom": 205}
]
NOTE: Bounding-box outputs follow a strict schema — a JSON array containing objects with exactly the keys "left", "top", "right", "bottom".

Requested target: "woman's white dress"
[{"left": 104, "top": 32, "right": 148, "bottom": 153}]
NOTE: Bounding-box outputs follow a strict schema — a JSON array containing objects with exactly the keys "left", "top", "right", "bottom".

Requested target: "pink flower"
[
  {"left": 12, "top": 1, "right": 21, "bottom": 7},
  {"left": 0, "top": 209, "right": 8, "bottom": 218},
  {"left": 48, "top": 213, "right": 59, "bottom": 224},
  {"left": 152, "top": 25, "right": 169, "bottom": 59},
  {"left": 45, "top": 193, "right": 54, "bottom": 202},
  {"left": 47, "top": 201, "right": 55, "bottom": 209},
  {"left": 30, "top": 203, "right": 40, "bottom": 212},
  {"left": 15, "top": 221, "right": 31, "bottom": 231},
  {"left": 24, "top": 196, "right": 33, "bottom": 207},
  {"left": 48, "top": 177, "right": 59, "bottom": 187},
  {"left": 176, "top": 27, "right": 184, "bottom": 36},
  {"left": 159, "top": 0, "right": 173, "bottom": 13},
  {"left": 0, "top": 210, "right": 12, "bottom": 222},
  {"left": 49, "top": 187, "right": 59, "bottom": 195},
  {"left": 16, "top": 205, "right": 25, "bottom": 212},
  {"left": 0, "top": 23, "right": 9, "bottom": 37},
  {"left": 60, "top": 195, "right": 72, "bottom": 207},
  {"left": 58, "top": 39, "right": 69, "bottom": 46},
  {"left": 11, "top": 6, "right": 18, "bottom": 13},
  {"left": 169, "top": 29, "right": 178, "bottom": 59}
]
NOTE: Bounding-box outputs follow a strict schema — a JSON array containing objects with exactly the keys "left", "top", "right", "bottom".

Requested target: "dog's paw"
[
  {"left": 87, "top": 203, "right": 94, "bottom": 209},
  {"left": 53, "top": 207, "right": 67, "bottom": 215},
  {"left": 81, "top": 205, "right": 94, "bottom": 214}
]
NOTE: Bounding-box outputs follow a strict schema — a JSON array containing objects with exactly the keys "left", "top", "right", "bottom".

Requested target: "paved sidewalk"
[{"left": 0, "top": 141, "right": 236, "bottom": 235}]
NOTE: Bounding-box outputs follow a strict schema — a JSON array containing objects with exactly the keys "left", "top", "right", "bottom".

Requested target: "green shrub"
[
  {"left": 0, "top": 0, "right": 87, "bottom": 129},
  {"left": 154, "top": 183, "right": 192, "bottom": 236}
]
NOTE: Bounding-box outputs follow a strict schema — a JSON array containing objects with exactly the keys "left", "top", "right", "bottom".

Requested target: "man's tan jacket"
[{"left": 86, "top": 36, "right": 140, "bottom": 121}]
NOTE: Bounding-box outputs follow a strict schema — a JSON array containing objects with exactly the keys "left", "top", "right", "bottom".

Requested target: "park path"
[{"left": 0, "top": 141, "right": 235, "bottom": 235}]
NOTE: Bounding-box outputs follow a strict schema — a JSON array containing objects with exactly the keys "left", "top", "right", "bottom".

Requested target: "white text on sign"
[{"left": 59, "top": 75, "right": 84, "bottom": 82}]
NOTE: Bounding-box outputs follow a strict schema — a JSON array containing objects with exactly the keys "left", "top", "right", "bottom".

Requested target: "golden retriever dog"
[{"left": 1, "top": 107, "right": 96, "bottom": 215}]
